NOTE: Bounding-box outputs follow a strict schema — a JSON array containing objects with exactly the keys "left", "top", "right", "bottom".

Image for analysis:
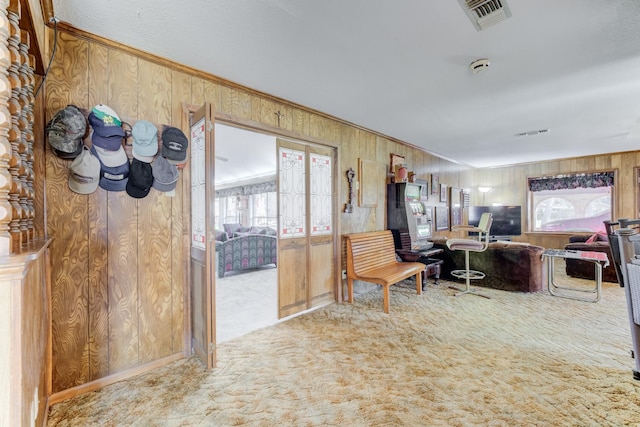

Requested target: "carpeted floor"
[
  {"left": 216, "top": 267, "right": 278, "bottom": 343},
  {"left": 47, "top": 277, "right": 640, "bottom": 426}
]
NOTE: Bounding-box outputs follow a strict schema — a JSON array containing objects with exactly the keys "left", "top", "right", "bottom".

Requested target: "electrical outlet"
[{"left": 341, "top": 270, "right": 347, "bottom": 279}]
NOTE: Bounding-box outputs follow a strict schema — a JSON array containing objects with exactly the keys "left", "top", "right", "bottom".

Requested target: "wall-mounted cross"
[{"left": 274, "top": 110, "right": 284, "bottom": 127}]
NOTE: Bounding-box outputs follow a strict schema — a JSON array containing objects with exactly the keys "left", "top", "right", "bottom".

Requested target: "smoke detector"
[{"left": 470, "top": 58, "right": 490, "bottom": 74}]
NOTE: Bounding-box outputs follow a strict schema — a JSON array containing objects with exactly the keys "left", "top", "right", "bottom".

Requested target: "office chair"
[{"left": 446, "top": 212, "right": 493, "bottom": 298}]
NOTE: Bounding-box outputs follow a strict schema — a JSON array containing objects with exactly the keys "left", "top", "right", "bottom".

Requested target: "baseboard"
[{"left": 48, "top": 352, "right": 184, "bottom": 405}]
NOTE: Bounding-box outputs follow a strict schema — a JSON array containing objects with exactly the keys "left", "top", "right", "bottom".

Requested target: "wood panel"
[
  {"left": 106, "top": 48, "right": 140, "bottom": 373},
  {"left": 190, "top": 255, "right": 207, "bottom": 362},
  {"left": 138, "top": 59, "right": 172, "bottom": 123},
  {"left": 87, "top": 40, "right": 110, "bottom": 382},
  {"left": 171, "top": 71, "right": 190, "bottom": 352},
  {"left": 309, "top": 235, "right": 334, "bottom": 306},
  {"left": 138, "top": 59, "right": 174, "bottom": 364},
  {"left": 191, "top": 77, "right": 205, "bottom": 106},
  {"left": 258, "top": 98, "right": 277, "bottom": 128},
  {"left": 203, "top": 80, "right": 221, "bottom": 112},
  {"left": 138, "top": 190, "right": 173, "bottom": 363},
  {"left": 106, "top": 192, "right": 139, "bottom": 372},
  {"left": 46, "top": 31, "right": 90, "bottom": 393},
  {"left": 107, "top": 49, "right": 138, "bottom": 120},
  {"left": 291, "top": 108, "right": 309, "bottom": 136},
  {"left": 278, "top": 237, "right": 307, "bottom": 317}
]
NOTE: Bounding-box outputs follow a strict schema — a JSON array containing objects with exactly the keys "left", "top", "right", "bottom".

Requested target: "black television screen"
[{"left": 469, "top": 205, "right": 522, "bottom": 236}]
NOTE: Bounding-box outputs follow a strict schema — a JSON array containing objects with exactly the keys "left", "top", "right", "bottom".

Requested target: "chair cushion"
[{"left": 446, "top": 238, "right": 485, "bottom": 252}]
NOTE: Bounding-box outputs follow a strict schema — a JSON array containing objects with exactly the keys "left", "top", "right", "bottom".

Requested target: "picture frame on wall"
[
  {"left": 450, "top": 186, "right": 463, "bottom": 227},
  {"left": 440, "top": 183, "right": 448, "bottom": 203},
  {"left": 415, "top": 178, "right": 428, "bottom": 200},
  {"left": 431, "top": 174, "right": 439, "bottom": 195},
  {"left": 435, "top": 206, "right": 449, "bottom": 231},
  {"left": 390, "top": 153, "right": 405, "bottom": 174}
]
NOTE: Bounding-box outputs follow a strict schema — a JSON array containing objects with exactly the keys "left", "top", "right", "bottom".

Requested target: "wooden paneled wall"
[
  {"left": 472, "top": 152, "right": 640, "bottom": 249},
  {"left": 50, "top": 24, "right": 640, "bottom": 396},
  {"left": 46, "top": 29, "right": 474, "bottom": 393},
  {"left": 45, "top": 32, "right": 187, "bottom": 393}
]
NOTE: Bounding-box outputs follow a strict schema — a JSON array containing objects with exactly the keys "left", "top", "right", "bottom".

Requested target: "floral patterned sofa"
[{"left": 215, "top": 223, "right": 278, "bottom": 278}]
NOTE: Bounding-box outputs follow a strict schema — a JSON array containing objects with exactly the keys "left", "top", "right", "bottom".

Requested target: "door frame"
[
  {"left": 184, "top": 103, "right": 217, "bottom": 368},
  {"left": 212, "top": 114, "right": 342, "bottom": 304},
  {"left": 182, "top": 108, "right": 343, "bottom": 367}
]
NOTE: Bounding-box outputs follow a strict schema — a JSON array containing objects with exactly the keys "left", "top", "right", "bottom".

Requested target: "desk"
[
  {"left": 542, "top": 249, "right": 609, "bottom": 303},
  {"left": 396, "top": 248, "right": 444, "bottom": 291}
]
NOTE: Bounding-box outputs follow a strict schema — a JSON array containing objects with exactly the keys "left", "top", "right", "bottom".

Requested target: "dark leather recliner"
[{"left": 564, "top": 233, "right": 618, "bottom": 283}]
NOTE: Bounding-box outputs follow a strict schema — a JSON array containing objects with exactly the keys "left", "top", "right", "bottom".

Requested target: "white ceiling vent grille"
[
  {"left": 458, "top": 0, "right": 512, "bottom": 31},
  {"left": 516, "top": 129, "right": 550, "bottom": 137}
]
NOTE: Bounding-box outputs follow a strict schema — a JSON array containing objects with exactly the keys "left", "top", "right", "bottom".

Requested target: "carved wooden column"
[
  {"left": 18, "top": 29, "right": 30, "bottom": 243},
  {"left": 25, "top": 54, "right": 33, "bottom": 240},
  {"left": 0, "top": 0, "right": 11, "bottom": 256},
  {"left": 6, "top": 2, "right": 20, "bottom": 252}
]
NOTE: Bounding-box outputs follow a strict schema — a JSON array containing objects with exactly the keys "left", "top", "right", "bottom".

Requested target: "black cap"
[
  {"left": 126, "top": 158, "right": 153, "bottom": 198},
  {"left": 161, "top": 126, "right": 188, "bottom": 164}
]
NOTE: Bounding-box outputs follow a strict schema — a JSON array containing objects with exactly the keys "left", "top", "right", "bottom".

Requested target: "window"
[
  {"left": 250, "top": 192, "right": 277, "bottom": 228},
  {"left": 223, "top": 195, "right": 239, "bottom": 225},
  {"left": 215, "top": 192, "right": 277, "bottom": 230},
  {"left": 529, "top": 172, "right": 613, "bottom": 233}
]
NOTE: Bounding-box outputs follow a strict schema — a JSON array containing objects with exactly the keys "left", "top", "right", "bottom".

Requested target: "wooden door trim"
[
  {"left": 185, "top": 103, "right": 217, "bottom": 368},
  {"left": 213, "top": 115, "right": 340, "bottom": 313},
  {"left": 214, "top": 112, "right": 340, "bottom": 149}
]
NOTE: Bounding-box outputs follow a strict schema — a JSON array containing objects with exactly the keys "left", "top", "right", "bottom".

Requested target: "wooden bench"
[{"left": 345, "top": 230, "right": 425, "bottom": 313}]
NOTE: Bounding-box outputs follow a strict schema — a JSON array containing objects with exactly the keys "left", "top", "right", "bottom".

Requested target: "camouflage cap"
[{"left": 47, "top": 105, "right": 87, "bottom": 158}]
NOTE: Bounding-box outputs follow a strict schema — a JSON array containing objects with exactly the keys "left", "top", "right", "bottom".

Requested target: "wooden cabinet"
[{"left": 0, "top": 238, "right": 52, "bottom": 427}]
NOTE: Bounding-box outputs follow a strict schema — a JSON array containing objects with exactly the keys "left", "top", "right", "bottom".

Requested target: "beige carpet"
[
  {"left": 216, "top": 267, "right": 278, "bottom": 343},
  {"left": 47, "top": 277, "right": 640, "bottom": 426}
]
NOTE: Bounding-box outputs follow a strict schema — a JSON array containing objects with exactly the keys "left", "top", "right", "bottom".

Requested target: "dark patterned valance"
[
  {"left": 528, "top": 172, "right": 614, "bottom": 192},
  {"left": 215, "top": 180, "right": 276, "bottom": 198}
]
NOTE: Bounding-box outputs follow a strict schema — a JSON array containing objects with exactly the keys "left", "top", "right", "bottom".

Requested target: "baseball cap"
[
  {"left": 126, "top": 158, "right": 154, "bottom": 198},
  {"left": 91, "top": 144, "right": 128, "bottom": 168},
  {"left": 89, "top": 104, "right": 125, "bottom": 150},
  {"left": 161, "top": 126, "right": 188, "bottom": 164},
  {"left": 132, "top": 120, "right": 158, "bottom": 162},
  {"left": 47, "top": 105, "right": 87, "bottom": 159},
  {"left": 68, "top": 146, "right": 100, "bottom": 194},
  {"left": 91, "top": 145, "right": 130, "bottom": 191},
  {"left": 152, "top": 155, "right": 178, "bottom": 192}
]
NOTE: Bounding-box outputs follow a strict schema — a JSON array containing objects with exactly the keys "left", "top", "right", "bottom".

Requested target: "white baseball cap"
[
  {"left": 68, "top": 146, "right": 100, "bottom": 194},
  {"left": 91, "top": 144, "right": 128, "bottom": 168}
]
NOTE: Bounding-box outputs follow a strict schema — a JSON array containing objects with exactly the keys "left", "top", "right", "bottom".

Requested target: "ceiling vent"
[
  {"left": 516, "top": 129, "right": 550, "bottom": 137},
  {"left": 458, "top": 0, "right": 512, "bottom": 31}
]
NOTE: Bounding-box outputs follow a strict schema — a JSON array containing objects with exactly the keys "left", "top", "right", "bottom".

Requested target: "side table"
[
  {"left": 541, "top": 248, "right": 609, "bottom": 302},
  {"left": 396, "top": 248, "right": 444, "bottom": 291}
]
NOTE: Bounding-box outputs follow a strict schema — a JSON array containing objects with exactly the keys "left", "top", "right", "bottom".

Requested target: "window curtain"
[
  {"left": 528, "top": 172, "right": 614, "bottom": 192},
  {"left": 215, "top": 181, "right": 276, "bottom": 198}
]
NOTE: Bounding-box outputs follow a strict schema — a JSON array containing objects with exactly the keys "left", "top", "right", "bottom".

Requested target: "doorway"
[{"left": 214, "top": 123, "right": 279, "bottom": 343}]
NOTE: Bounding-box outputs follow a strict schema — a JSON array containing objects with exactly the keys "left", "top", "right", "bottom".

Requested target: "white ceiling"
[
  {"left": 214, "top": 124, "right": 275, "bottom": 186},
  {"left": 51, "top": 0, "right": 640, "bottom": 169}
]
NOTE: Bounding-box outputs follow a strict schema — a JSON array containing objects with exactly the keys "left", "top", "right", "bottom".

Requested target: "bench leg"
[
  {"left": 347, "top": 278, "right": 354, "bottom": 303},
  {"left": 383, "top": 285, "right": 390, "bottom": 314},
  {"left": 416, "top": 271, "right": 422, "bottom": 295}
]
